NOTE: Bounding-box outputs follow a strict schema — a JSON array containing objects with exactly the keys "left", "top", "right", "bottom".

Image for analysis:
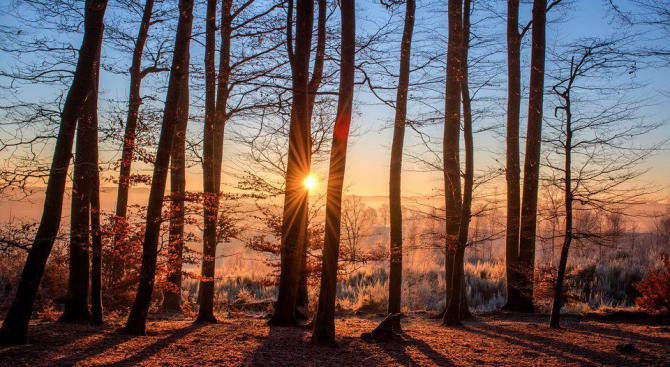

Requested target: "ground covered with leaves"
[{"left": 0, "top": 313, "right": 668, "bottom": 366}]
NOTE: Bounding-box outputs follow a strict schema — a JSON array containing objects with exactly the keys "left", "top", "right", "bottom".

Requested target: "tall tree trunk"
[
  {"left": 0, "top": 0, "right": 108, "bottom": 345},
  {"left": 296, "top": 0, "right": 328, "bottom": 320},
  {"left": 442, "top": 0, "right": 463, "bottom": 327},
  {"left": 311, "top": 0, "right": 355, "bottom": 345},
  {"left": 270, "top": 0, "right": 314, "bottom": 326},
  {"left": 61, "top": 42, "right": 103, "bottom": 324},
  {"left": 163, "top": 71, "right": 189, "bottom": 313},
  {"left": 503, "top": 0, "right": 525, "bottom": 312},
  {"left": 123, "top": 0, "right": 194, "bottom": 336},
  {"left": 550, "top": 90, "right": 572, "bottom": 329},
  {"left": 197, "top": 0, "right": 232, "bottom": 323},
  {"left": 387, "top": 0, "right": 415, "bottom": 322},
  {"left": 518, "top": 0, "right": 547, "bottom": 313},
  {"left": 90, "top": 133, "right": 103, "bottom": 325},
  {"left": 112, "top": 0, "right": 156, "bottom": 284}
]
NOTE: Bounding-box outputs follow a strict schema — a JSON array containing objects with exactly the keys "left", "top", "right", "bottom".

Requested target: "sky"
[{"left": 0, "top": 0, "right": 668, "bottom": 202}]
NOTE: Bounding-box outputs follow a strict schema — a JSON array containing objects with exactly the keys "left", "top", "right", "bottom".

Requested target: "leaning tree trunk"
[
  {"left": 503, "top": 0, "right": 525, "bottom": 312},
  {"left": 550, "top": 89, "right": 572, "bottom": 329},
  {"left": 518, "top": 0, "right": 547, "bottom": 313},
  {"left": 442, "top": 0, "right": 464, "bottom": 327},
  {"left": 387, "top": 0, "right": 415, "bottom": 324},
  {"left": 124, "top": 0, "right": 194, "bottom": 336},
  {"left": 296, "top": 0, "right": 327, "bottom": 319},
  {"left": 0, "top": 0, "right": 108, "bottom": 345},
  {"left": 163, "top": 71, "right": 189, "bottom": 313},
  {"left": 270, "top": 0, "right": 314, "bottom": 326},
  {"left": 112, "top": 0, "right": 156, "bottom": 284},
  {"left": 311, "top": 0, "right": 355, "bottom": 345}
]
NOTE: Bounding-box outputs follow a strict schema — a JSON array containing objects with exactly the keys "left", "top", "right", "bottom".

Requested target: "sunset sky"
[{"left": 0, "top": 0, "right": 668, "bottom": 200}]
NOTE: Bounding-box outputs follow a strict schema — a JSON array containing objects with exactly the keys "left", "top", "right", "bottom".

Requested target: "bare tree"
[
  {"left": 545, "top": 38, "right": 660, "bottom": 328},
  {"left": 312, "top": 0, "right": 356, "bottom": 345},
  {"left": 123, "top": 0, "right": 194, "bottom": 336},
  {"left": 0, "top": 0, "right": 108, "bottom": 345}
]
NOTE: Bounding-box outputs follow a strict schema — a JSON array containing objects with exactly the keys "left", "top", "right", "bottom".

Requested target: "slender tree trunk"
[
  {"left": 442, "top": 0, "right": 463, "bottom": 327},
  {"left": 90, "top": 136, "right": 103, "bottom": 325},
  {"left": 503, "top": 0, "right": 525, "bottom": 312},
  {"left": 112, "top": 0, "right": 156, "bottom": 284},
  {"left": 62, "top": 42, "right": 102, "bottom": 325},
  {"left": 163, "top": 71, "right": 189, "bottom": 313},
  {"left": 0, "top": 0, "right": 108, "bottom": 345},
  {"left": 271, "top": 0, "right": 314, "bottom": 326},
  {"left": 123, "top": 0, "right": 194, "bottom": 335},
  {"left": 311, "top": 0, "right": 355, "bottom": 345},
  {"left": 458, "top": 0, "right": 473, "bottom": 321},
  {"left": 518, "top": 0, "right": 547, "bottom": 313},
  {"left": 387, "top": 0, "right": 415, "bottom": 322},
  {"left": 198, "top": 0, "right": 232, "bottom": 323},
  {"left": 550, "top": 91, "right": 572, "bottom": 329},
  {"left": 296, "top": 0, "right": 327, "bottom": 319}
]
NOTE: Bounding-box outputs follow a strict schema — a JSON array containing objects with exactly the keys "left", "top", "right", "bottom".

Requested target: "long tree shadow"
[
  {"left": 388, "top": 331, "right": 456, "bottom": 367},
  {"left": 574, "top": 322, "right": 670, "bottom": 346},
  {"left": 107, "top": 323, "right": 205, "bottom": 366},
  {"left": 466, "top": 323, "right": 640, "bottom": 366}
]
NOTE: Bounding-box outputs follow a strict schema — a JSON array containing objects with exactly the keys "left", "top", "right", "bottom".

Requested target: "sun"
[{"left": 303, "top": 174, "right": 317, "bottom": 191}]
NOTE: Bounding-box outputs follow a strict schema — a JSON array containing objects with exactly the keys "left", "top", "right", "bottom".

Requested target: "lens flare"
[{"left": 303, "top": 174, "right": 317, "bottom": 191}]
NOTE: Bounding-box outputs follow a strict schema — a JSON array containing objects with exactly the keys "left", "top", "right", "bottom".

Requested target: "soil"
[{"left": 0, "top": 312, "right": 668, "bottom": 366}]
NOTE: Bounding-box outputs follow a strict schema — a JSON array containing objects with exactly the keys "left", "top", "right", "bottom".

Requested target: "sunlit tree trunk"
[
  {"left": 124, "top": 0, "right": 194, "bottom": 335},
  {"left": 311, "top": 0, "right": 355, "bottom": 345},
  {"left": 271, "top": 0, "right": 314, "bottom": 326},
  {"left": 518, "top": 0, "right": 547, "bottom": 313},
  {"left": 387, "top": 0, "right": 415, "bottom": 324},
  {"left": 442, "top": 0, "right": 463, "bottom": 327},
  {"left": 296, "top": 0, "right": 327, "bottom": 319},
  {"left": 90, "top": 125, "right": 103, "bottom": 325},
  {"left": 163, "top": 71, "right": 189, "bottom": 313},
  {"left": 0, "top": 0, "right": 108, "bottom": 345},
  {"left": 503, "top": 0, "right": 525, "bottom": 312}
]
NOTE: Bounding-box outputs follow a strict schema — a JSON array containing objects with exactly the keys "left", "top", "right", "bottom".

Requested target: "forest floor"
[{"left": 0, "top": 312, "right": 668, "bottom": 366}]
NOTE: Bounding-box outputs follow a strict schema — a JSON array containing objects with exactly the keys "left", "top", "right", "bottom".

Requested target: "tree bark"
[
  {"left": 115, "top": 0, "right": 156, "bottom": 219},
  {"left": 163, "top": 66, "right": 189, "bottom": 313},
  {"left": 90, "top": 133, "right": 103, "bottom": 326},
  {"left": 112, "top": 0, "right": 156, "bottom": 284},
  {"left": 550, "top": 88, "right": 572, "bottom": 329},
  {"left": 296, "top": 0, "right": 328, "bottom": 320},
  {"left": 0, "top": 0, "right": 108, "bottom": 345},
  {"left": 387, "top": 0, "right": 415, "bottom": 322},
  {"left": 442, "top": 0, "right": 464, "bottom": 326},
  {"left": 518, "top": 0, "right": 547, "bottom": 313},
  {"left": 503, "top": 0, "right": 525, "bottom": 312},
  {"left": 124, "top": 0, "right": 194, "bottom": 336},
  {"left": 270, "top": 0, "right": 314, "bottom": 326},
  {"left": 311, "top": 0, "right": 355, "bottom": 345}
]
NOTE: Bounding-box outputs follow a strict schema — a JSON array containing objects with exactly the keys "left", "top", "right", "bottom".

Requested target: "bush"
[{"left": 635, "top": 255, "right": 670, "bottom": 315}]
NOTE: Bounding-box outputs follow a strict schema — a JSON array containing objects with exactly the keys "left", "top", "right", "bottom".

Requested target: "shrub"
[{"left": 635, "top": 255, "right": 670, "bottom": 315}]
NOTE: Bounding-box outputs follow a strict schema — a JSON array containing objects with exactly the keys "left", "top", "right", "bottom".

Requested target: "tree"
[
  {"left": 441, "top": 0, "right": 464, "bottom": 326},
  {"left": 60, "top": 43, "right": 103, "bottom": 324},
  {"left": 312, "top": 0, "right": 355, "bottom": 345},
  {"left": 545, "top": 39, "right": 658, "bottom": 328},
  {"left": 517, "top": 0, "right": 548, "bottom": 313},
  {"left": 0, "top": 0, "right": 108, "bottom": 345},
  {"left": 163, "top": 61, "right": 190, "bottom": 313},
  {"left": 123, "top": 0, "right": 194, "bottom": 335},
  {"left": 387, "top": 0, "right": 415, "bottom": 325},
  {"left": 271, "top": 0, "right": 315, "bottom": 326}
]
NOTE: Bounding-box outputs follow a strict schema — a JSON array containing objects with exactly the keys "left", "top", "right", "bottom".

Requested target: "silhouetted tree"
[
  {"left": 312, "top": 0, "right": 355, "bottom": 345},
  {"left": 123, "top": 0, "right": 194, "bottom": 335},
  {"left": 0, "top": 0, "right": 109, "bottom": 345},
  {"left": 271, "top": 0, "right": 315, "bottom": 326}
]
